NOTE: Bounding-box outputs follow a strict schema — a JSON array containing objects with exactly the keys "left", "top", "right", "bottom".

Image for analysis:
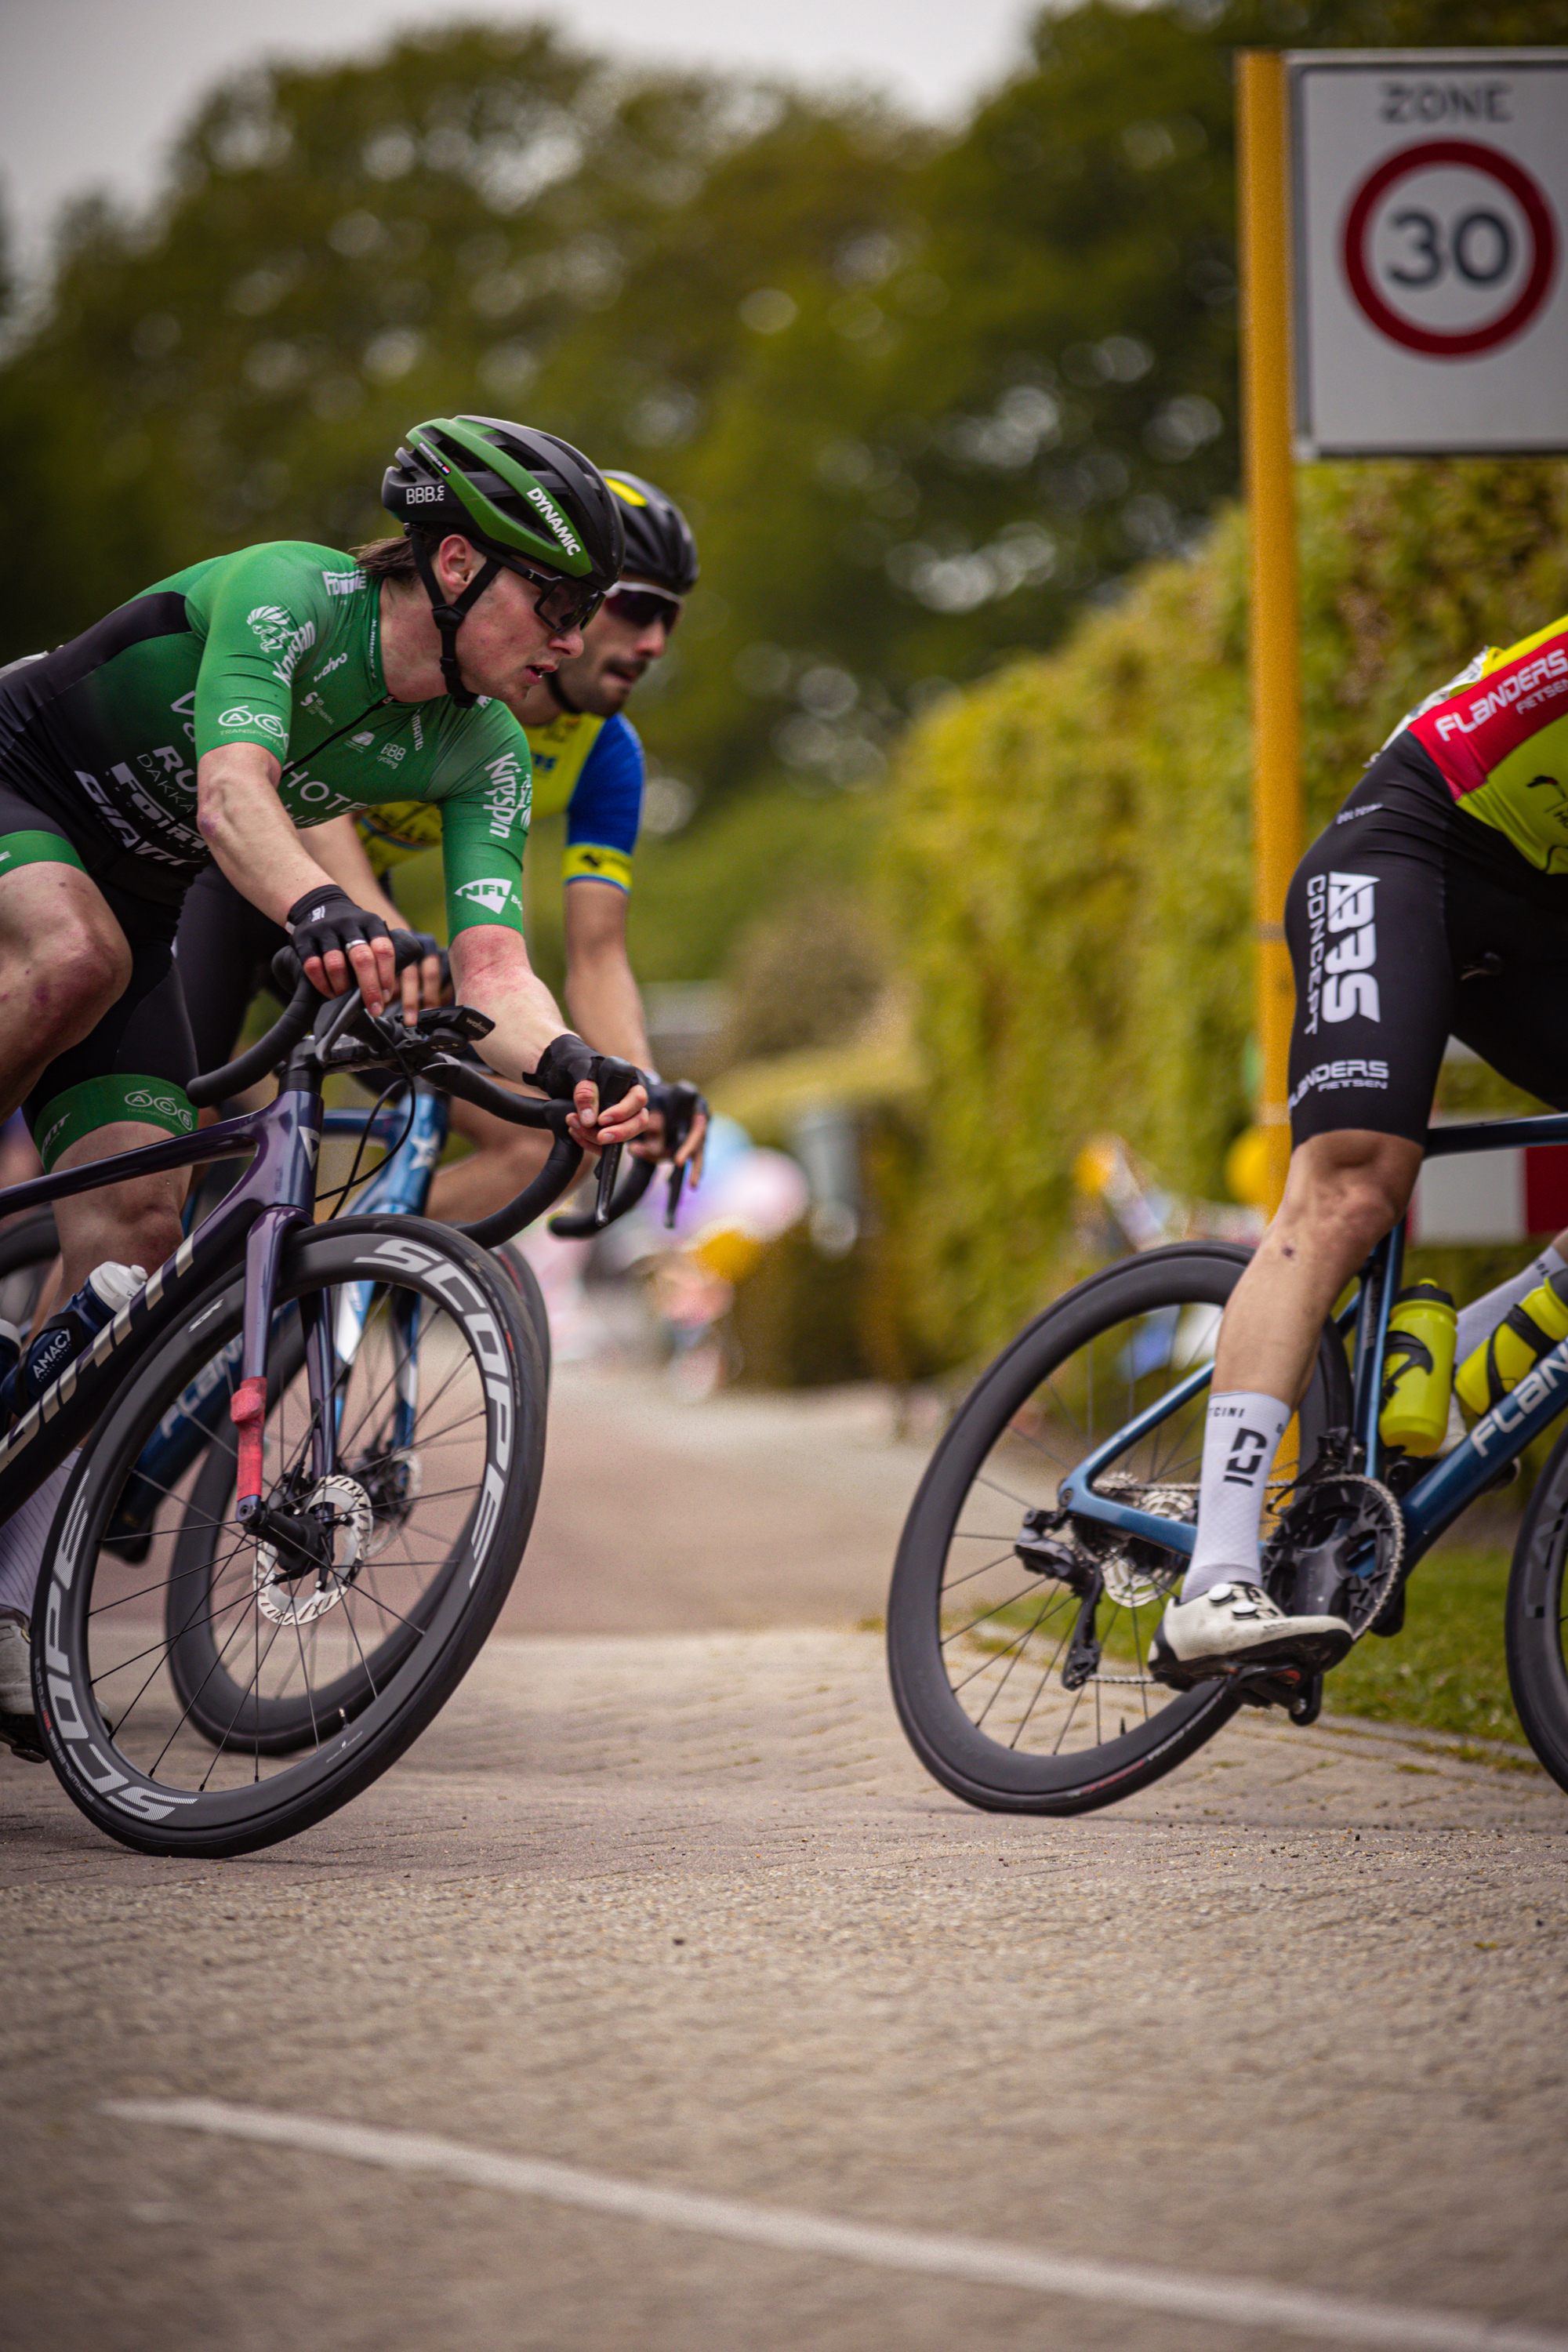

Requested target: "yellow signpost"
[{"left": 1238, "top": 50, "right": 1301, "bottom": 1217}]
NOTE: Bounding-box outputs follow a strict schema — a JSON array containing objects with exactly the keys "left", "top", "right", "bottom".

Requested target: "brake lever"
[{"left": 589, "top": 1055, "right": 640, "bottom": 1229}]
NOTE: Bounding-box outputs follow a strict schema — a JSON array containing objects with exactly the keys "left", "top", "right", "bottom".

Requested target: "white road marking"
[{"left": 103, "top": 2097, "right": 1566, "bottom": 2352}]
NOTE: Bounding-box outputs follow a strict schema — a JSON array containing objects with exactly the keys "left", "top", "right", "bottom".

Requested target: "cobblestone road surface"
[{"left": 2, "top": 1367, "right": 1566, "bottom": 2350}]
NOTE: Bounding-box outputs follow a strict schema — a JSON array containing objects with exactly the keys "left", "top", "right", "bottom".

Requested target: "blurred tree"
[{"left": 3, "top": 1, "right": 1566, "bottom": 818}]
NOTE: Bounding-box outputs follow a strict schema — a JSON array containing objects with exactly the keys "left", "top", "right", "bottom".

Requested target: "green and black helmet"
[
  {"left": 602, "top": 470, "right": 700, "bottom": 596},
  {"left": 383, "top": 416, "right": 626, "bottom": 704}
]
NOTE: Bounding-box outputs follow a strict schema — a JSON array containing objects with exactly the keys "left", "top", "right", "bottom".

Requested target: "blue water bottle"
[{"left": 0, "top": 1261, "right": 145, "bottom": 1423}]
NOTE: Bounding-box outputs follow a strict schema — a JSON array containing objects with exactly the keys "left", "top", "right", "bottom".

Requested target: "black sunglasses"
[
  {"left": 496, "top": 554, "right": 607, "bottom": 636},
  {"left": 604, "top": 585, "right": 682, "bottom": 633}
]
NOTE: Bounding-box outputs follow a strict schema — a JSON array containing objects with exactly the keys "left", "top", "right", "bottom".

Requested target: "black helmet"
[
  {"left": 602, "top": 470, "right": 699, "bottom": 596},
  {"left": 383, "top": 416, "right": 626, "bottom": 704}
]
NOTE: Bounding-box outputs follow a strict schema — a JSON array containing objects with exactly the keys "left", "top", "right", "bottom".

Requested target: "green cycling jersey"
[{"left": 0, "top": 539, "right": 532, "bottom": 935}]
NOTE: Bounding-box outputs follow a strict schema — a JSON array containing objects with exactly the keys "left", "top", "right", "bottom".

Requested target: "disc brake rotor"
[
  {"left": 1094, "top": 1475, "right": 1196, "bottom": 1606},
  {"left": 254, "top": 1473, "right": 374, "bottom": 1626}
]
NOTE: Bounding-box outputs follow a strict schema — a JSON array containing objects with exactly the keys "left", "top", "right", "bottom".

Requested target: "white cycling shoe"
[
  {"left": 0, "top": 1606, "right": 34, "bottom": 1719},
  {"left": 1150, "top": 1578, "right": 1352, "bottom": 1686}
]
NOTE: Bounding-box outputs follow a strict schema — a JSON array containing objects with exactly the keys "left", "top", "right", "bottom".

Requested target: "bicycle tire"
[
  {"left": 32, "top": 1215, "right": 546, "bottom": 1857},
  {"left": 163, "top": 1239, "right": 550, "bottom": 1757},
  {"left": 1504, "top": 1424, "right": 1568, "bottom": 1795},
  {"left": 494, "top": 1237, "right": 552, "bottom": 1391},
  {"left": 887, "top": 1243, "right": 1352, "bottom": 1815}
]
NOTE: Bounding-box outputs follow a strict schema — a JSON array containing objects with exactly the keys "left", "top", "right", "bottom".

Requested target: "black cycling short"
[
  {"left": 0, "top": 776, "right": 196, "bottom": 1169},
  {"left": 1287, "top": 737, "right": 1568, "bottom": 1146},
  {"left": 175, "top": 862, "right": 290, "bottom": 1077},
  {"left": 175, "top": 861, "right": 404, "bottom": 1077}
]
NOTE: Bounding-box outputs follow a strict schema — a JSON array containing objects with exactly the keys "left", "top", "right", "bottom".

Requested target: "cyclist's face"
[
  {"left": 549, "top": 591, "right": 672, "bottom": 716},
  {"left": 454, "top": 558, "right": 583, "bottom": 698}
]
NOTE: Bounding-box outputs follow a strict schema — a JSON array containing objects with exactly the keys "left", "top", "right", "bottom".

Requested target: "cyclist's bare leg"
[
  {"left": 427, "top": 1090, "right": 551, "bottom": 1224},
  {"left": 1152, "top": 1129, "right": 1422, "bottom": 1676},
  {"left": 1213, "top": 1129, "right": 1424, "bottom": 1406},
  {"left": 51, "top": 1123, "right": 189, "bottom": 1301},
  {"left": 0, "top": 864, "right": 132, "bottom": 1123}
]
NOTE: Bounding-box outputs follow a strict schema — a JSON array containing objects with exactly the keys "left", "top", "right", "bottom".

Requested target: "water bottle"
[
  {"left": 1378, "top": 1282, "right": 1457, "bottom": 1455},
  {"left": 1455, "top": 1267, "right": 1568, "bottom": 1419},
  {"left": 0, "top": 1261, "right": 145, "bottom": 1423}
]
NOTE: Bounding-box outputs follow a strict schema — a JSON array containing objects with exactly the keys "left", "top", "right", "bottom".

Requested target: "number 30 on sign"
[{"left": 1291, "top": 53, "right": 1568, "bottom": 455}]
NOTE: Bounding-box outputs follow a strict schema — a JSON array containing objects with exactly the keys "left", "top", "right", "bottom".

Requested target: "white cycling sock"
[
  {"left": 0, "top": 1450, "right": 80, "bottom": 1617},
  {"left": 1455, "top": 1243, "right": 1567, "bottom": 1363},
  {"left": 1182, "top": 1393, "right": 1292, "bottom": 1601}
]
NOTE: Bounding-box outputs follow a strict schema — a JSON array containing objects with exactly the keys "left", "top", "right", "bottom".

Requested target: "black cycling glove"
[
  {"left": 529, "top": 1032, "right": 597, "bottom": 1100},
  {"left": 286, "top": 886, "right": 392, "bottom": 973}
]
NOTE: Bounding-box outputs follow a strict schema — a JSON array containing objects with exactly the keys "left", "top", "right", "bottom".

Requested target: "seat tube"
[{"left": 1352, "top": 1221, "right": 1403, "bottom": 1479}]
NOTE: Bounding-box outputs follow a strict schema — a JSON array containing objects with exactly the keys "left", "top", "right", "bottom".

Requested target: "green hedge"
[{"left": 884, "top": 458, "right": 1568, "bottom": 1367}]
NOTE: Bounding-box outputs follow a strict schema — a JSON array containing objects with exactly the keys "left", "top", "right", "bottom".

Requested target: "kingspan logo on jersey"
[
  {"left": 1303, "top": 870, "right": 1379, "bottom": 1035},
  {"left": 525, "top": 485, "right": 583, "bottom": 560},
  {"left": 247, "top": 604, "right": 317, "bottom": 684},
  {"left": 482, "top": 746, "right": 532, "bottom": 840},
  {"left": 454, "top": 877, "right": 521, "bottom": 918}
]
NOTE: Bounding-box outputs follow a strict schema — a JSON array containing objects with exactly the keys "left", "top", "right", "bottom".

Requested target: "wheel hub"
[{"left": 254, "top": 1473, "right": 374, "bottom": 1625}]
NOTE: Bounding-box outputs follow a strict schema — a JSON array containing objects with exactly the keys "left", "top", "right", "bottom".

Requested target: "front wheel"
[
  {"left": 1505, "top": 1426, "right": 1568, "bottom": 1794},
  {"left": 34, "top": 1217, "right": 546, "bottom": 1857},
  {"left": 887, "top": 1243, "right": 1351, "bottom": 1815}
]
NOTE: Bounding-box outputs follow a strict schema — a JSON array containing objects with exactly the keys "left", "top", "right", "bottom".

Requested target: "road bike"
[
  {"left": 5, "top": 941, "right": 635, "bottom": 1857},
  {"left": 886, "top": 1111, "right": 1568, "bottom": 1813}
]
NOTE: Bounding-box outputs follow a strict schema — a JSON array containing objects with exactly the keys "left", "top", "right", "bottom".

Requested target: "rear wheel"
[
  {"left": 887, "top": 1243, "right": 1351, "bottom": 1815},
  {"left": 34, "top": 1217, "right": 545, "bottom": 1857}
]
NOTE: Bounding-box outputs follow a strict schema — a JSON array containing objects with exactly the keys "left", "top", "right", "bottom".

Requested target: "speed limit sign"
[{"left": 1292, "top": 53, "right": 1568, "bottom": 453}]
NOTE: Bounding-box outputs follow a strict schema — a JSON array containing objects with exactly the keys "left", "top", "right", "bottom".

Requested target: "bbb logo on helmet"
[{"left": 405, "top": 484, "right": 445, "bottom": 505}]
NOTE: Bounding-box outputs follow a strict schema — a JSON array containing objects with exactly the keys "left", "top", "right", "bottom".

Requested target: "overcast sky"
[{"left": 0, "top": 0, "right": 1037, "bottom": 267}]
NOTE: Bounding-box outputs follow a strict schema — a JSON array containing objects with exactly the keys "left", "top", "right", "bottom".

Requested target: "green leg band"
[
  {"left": 34, "top": 1074, "right": 195, "bottom": 1174},
  {"left": 0, "top": 829, "right": 86, "bottom": 879}
]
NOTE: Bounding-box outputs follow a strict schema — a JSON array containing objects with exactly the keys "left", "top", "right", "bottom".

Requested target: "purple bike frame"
[{"left": 0, "top": 1080, "right": 324, "bottom": 1530}]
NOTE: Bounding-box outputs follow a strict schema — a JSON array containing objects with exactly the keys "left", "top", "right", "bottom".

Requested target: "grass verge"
[{"left": 1329, "top": 1544, "right": 1526, "bottom": 1748}]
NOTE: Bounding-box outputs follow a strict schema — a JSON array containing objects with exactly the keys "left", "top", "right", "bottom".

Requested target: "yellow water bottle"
[
  {"left": 1455, "top": 1268, "right": 1568, "bottom": 1417},
  {"left": 1379, "top": 1281, "right": 1457, "bottom": 1454}
]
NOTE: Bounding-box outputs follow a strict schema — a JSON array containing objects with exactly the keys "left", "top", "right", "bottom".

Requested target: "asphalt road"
[{"left": 3, "top": 1363, "right": 1566, "bottom": 2352}]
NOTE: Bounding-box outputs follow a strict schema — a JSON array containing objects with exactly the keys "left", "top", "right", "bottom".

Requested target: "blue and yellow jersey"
[{"left": 358, "top": 706, "right": 644, "bottom": 900}]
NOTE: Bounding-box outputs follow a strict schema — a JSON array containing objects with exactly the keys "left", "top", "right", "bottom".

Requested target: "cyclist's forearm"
[
  {"left": 562, "top": 878, "right": 652, "bottom": 1068},
  {"left": 448, "top": 925, "right": 570, "bottom": 1081},
  {"left": 564, "top": 951, "right": 652, "bottom": 1069},
  {"left": 196, "top": 744, "right": 336, "bottom": 924}
]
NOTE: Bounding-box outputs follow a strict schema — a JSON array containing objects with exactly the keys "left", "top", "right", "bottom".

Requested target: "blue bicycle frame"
[{"left": 1056, "top": 1110, "right": 1568, "bottom": 1582}]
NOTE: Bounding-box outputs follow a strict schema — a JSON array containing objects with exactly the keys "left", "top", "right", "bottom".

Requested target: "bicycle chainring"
[{"left": 1261, "top": 1471, "right": 1404, "bottom": 1644}]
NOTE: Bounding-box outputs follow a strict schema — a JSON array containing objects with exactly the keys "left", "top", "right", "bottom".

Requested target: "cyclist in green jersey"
[
  {"left": 176, "top": 470, "right": 706, "bottom": 1221},
  {"left": 0, "top": 414, "right": 648, "bottom": 1313},
  {"left": 303, "top": 470, "right": 705, "bottom": 1221}
]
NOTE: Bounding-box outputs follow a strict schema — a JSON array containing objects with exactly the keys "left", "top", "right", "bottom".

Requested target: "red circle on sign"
[{"left": 1341, "top": 139, "right": 1558, "bottom": 357}]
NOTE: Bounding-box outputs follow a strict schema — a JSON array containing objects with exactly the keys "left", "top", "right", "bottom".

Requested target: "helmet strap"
[
  {"left": 408, "top": 534, "right": 502, "bottom": 708},
  {"left": 546, "top": 670, "right": 583, "bottom": 717}
]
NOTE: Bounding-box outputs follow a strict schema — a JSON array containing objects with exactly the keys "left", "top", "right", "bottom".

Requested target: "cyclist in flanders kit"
[
  {"left": 1152, "top": 611, "right": 1568, "bottom": 1679},
  {"left": 0, "top": 416, "right": 648, "bottom": 1716},
  {"left": 175, "top": 470, "right": 707, "bottom": 1222}
]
